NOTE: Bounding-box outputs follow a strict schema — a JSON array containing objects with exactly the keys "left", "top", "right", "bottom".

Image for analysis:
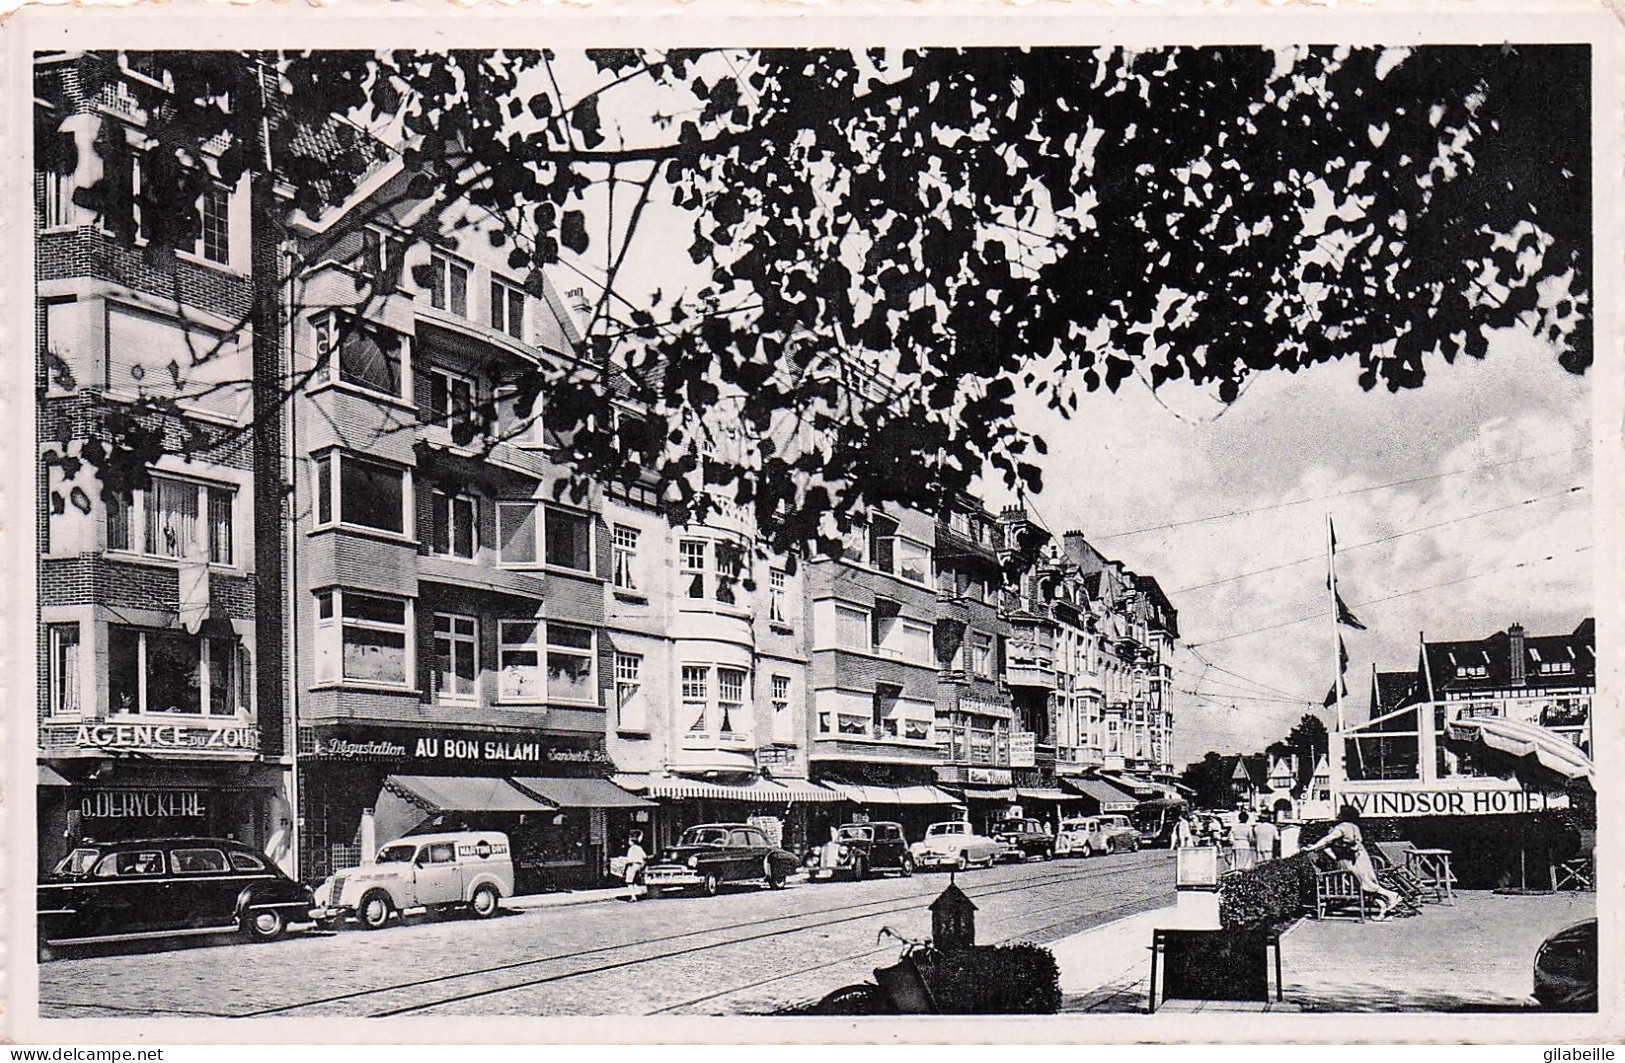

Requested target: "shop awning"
[
  {"left": 955, "top": 786, "right": 1017, "bottom": 802},
  {"left": 613, "top": 774, "right": 840, "bottom": 803},
  {"left": 383, "top": 775, "right": 555, "bottom": 814},
  {"left": 39, "top": 765, "right": 73, "bottom": 787},
  {"left": 511, "top": 776, "right": 655, "bottom": 809},
  {"left": 824, "top": 782, "right": 961, "bottom": 806},
  {"left": 767, "top": 779, "right": 845, "bottom": 802},
  {"left": 1062, "top": 777, "right": 1139, "bottom": 811},
  {"left": 1016, "top": 787, "right": 1077, "bottom": 802},
  {"left": 1444, "top": 718, "right": 1595, "bottom": 782}
]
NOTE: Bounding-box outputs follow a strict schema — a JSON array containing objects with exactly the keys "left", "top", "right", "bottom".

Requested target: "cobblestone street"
[{"left": 38, "top": 851, "right": 1173, "bottom": 1018}]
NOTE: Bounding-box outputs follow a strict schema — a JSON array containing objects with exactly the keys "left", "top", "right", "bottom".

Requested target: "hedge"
[
  {"left": 1218, "top": 853, "right": 1317, "bottom": 930},
  {"left": 919, "top": 942, "right": 1062, "bottom": 1014}
]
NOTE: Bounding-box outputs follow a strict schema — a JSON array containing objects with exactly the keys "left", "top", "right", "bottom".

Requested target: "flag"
[
  {"left": 1336, "top": 591, "right": 1367, "bottom": 631},
  {"left": 1322, "top": 678, "right": 1348, "bottom": 707},
  {"left": 1339, "top": 635, "right": 1349, "bottom": 673},
  {"left": 1329, "top": 518, "right": 1338, "bottom": 551}
]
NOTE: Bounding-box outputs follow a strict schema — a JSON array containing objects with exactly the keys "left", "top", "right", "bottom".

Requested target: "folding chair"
[
  {"left": 1550, "top": 829, "right": 1595, "bottom": 892},
  {"left": 1367, "top": 844, "right": 1426, "bottom": 914}
]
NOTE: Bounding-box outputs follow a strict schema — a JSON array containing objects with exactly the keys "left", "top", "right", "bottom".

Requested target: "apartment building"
[{"left": 34, "top": 52, "right": 291, "bottom": 870}]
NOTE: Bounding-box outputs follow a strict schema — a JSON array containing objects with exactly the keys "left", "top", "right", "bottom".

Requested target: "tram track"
[{"left": 359, "top": 858, "right": 1172, "bottom": 1017}]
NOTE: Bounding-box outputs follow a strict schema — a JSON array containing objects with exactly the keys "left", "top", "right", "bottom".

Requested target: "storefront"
[
  {"left": 936, "top": 767, "right": 1018, "bottom": 834},
  {"left": 298, "top": 723, "right": 643, "bottom": 891},
  {"left": 37, "top": 720, "right": 289, "bottom": 873},
  {"left": 611, "top": 773, "right": 843, "bottom": 856},
  {"left": 817, "top": 780, "right": 963, "bottom": 842}
]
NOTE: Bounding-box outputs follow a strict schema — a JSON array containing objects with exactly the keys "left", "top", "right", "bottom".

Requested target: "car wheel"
[
  {"left": 469, "top": 884, "right": 501, "bottom": 919},
  {"left": 701, "top": 871, "right": 722, "bottom": 897},
  {"left": 358, "top": 890, "right": 394, "bottom": 930},
  {"left": 241, "top": 906, "right": 287, "bottom": 943},
  {"left": 764, "top": 857, "right": 787, "bottom": 890},
  {"left": 900, "top": 854, "right": 915, "bottom": 877},
  {"left": 956, "top": 851, "right": 971, "bottom": 872},
  {"left": 851, "top": 858, "right": 867, "bottom": 882},
  {"left": 1043, "top": 846, "right": 1054, "bottom": 861}
]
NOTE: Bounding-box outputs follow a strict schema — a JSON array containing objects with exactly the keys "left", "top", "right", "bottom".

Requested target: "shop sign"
[
  {"left": 756, "top": 746, "right": 799, "bottom": 769},
  {"left": 308, "top": 725, "right": 610, "bottom": 767},
  {"left": 69, "top": 723, "right": 259, "bottom": 755},
  {"left": 1340, "top": 786, "right": 1569, "bottom": 818},
  {"left": 80, "top": 789, "right": 206, "bottom": 819},
  {"left": 1010, "top": 731, "right": 1036, "bottom": 768},
  {"left": 966, "top": 768, "right": 1013, "bottom": 786}
]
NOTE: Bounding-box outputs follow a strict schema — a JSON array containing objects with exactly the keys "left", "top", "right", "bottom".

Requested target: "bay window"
[
  {"left": 316, "top": 314, "right": 407, "bottom": 400},
  {"left": 429, "top": 490, "right": 477, "bottom": 559},
  {"left": 497, "top": 620, "right": 597, "bottom": 704},
  {"left": 679, "top": 539, "right": 707, "bottom": 598},
  {"left": 427, "top": 367, "right": 478, "bottom": 428},
  {"left": 431, "top": 613, "right": 478, "bottom": 702},
  {"left": 682, "top": 665, "right": 709, "bottom": 734},
  {"left": 681, "top": 663, "right": 751, "bottom": 740},
  {"left": 834, "top": 603, "right": 870, "bottom": 652},
  {"left": 546, "top": 623, "right": 596, "bottom": 703},
  {"left": 106, "top": 474, "right": 235, "bottom": 565},
  {"left": 498, "top": 620, "right": 542, "bottom": 701},
  {"left": 717, "top": 667, "right": 745, "bottom": 734},
  {"left": 109, "top": 625, "right": 246, "bottom": 716},
  {"left": 314, "top": 590, "right": 412, "bottom": 688},
  {"left": 497, "top": 502, "right": 594, "bottom": 572},
  {"left": 314, "top": 452, "right": 408, "bottom": 535},
  {"left": 426, "top": 252, "right": 470, "bottom": 317}
]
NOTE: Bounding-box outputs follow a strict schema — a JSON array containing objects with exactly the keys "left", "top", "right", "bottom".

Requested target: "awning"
[
  {"left": 766, "top": 779, "right": 845, "bottom": 803},
  {"left": 1444, "top": 718, "right": 1595, "bottom": 782},
  {"left": 613, "top": 774, "right": 840, "bottom": 803},
  {"left": 511, "top": 776, "right": 654, "bottom": 809},
  {"left": 383, "top": 775, "right": 555, "bottom": 814},
  {"left": 1016, "top": 787, "right": 1077, "bottom": 802},
  {"left": 955, "top": 786, "right": 1017, "bottom": 802},
  {"left": 824, "top": 782, "right": 961, "bottom": 806},
  {"left": 1062, "top": 777, "right": 1139, "bottom": 811},
  {"left": 39, "top": 765, "right": 73, "bottom": 787}
]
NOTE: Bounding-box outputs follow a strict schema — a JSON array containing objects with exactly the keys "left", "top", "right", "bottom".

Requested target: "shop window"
[
  {"left": 48, "top": 623, "right": 81, "bottom": 718},
  {"left": 361, "top": 228, "right": 406, "bottom": 293},
  {"left": 432, "top": 613, "right": 478, "bottom": 703},
  {"left": 109, "top": 626, "right": 244, "bottom": 716},
  {"left": 546, "top": 623, "right": 596, "bottom": 704},
  {"left": 490, "top": 276, "right": 526, "bottom": 340},
  {"left": 615, "top": 652, "right": 645, "bottom": 730},
  {"left": 313, "top": 590, "right": 412, "bottom": 688},
  {"left": 498, "top": 620, "right": 542, "bottom": 702},
  {"left": 107, "top": 474, "right": 235, "bottom": 564},
  {"left": 544, "top": 507, "right": 593, "bottom": 572},
  {"left": 314, "top": 452, "right": 408, "bottom": 536},
  {"left": 429, "top": 490, "right": 477, "bottom": 560},
  {"left": 316, "top": 314, "right": 406, "bottom": 399},
  {"left": 612, "top": 525, "right": 640, "bottom": 592},
  {"left": 426, "top": 252, "right": 470, "bottom": 317},
  {"left": 426, "top": 367, "right": 478, "bottom": 428}
]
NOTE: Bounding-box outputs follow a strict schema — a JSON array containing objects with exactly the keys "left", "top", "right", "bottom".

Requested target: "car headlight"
[
  {"left": 837, "top": 845, "right": 848, "bottom": 858},
  {"left": 687, "top": 855, "right": 699, "bottom": 869}
]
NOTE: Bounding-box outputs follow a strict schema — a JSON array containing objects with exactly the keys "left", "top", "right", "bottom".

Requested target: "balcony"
[{"left": 1005, "top": 660, "right": 1057, "bottom": 690}]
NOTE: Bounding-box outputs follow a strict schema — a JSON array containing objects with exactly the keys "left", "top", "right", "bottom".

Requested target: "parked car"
[
  {"left": 1054, "top": 817, "right": 1095, "bottom": 857},
  {"left": 1532, "top": 919, "right": 1597, "bottom": 1011},
  {"left": 1057, "top": 815, "right": 1140, "bottom": 856},
  {"left": 312, "top": 830, "right": 514, "bottom": 930},
  {"left": 908, "top": 821, "right": 1002, "bottom": 871},
  {"left": 992, "top": 817, "right": 1054, "bottom": 862},
  {"left": 643, "top": 824, "right": 801, "bottom": 896},
  {"left": 807, "top": 822, "right": 916, "bottom": 881},
  {"left": 38, "top": 837, "right": 313, "bottom": 954}
]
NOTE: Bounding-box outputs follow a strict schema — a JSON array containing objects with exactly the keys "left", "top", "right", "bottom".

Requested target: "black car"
[
  {"left": 993, "top": 818, "right": 1054, "bottom": 862},
  {"left": 807, "top": 822, "right": 916, "bottom": 880},
  {"left": 38, "top": 837, "right": 313, "bottom": 955},
  {"left": 1533, "top": 919, "right": 1597, "bottom": 1011},
  {"left": 642, "top": 824, "right": 802, "bottom": 896}
]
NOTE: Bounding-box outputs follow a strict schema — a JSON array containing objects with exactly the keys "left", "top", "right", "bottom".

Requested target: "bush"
[
  {"left": 920, "top": 943, "right": 1062, "bottom": 1014},
  {"left": 1219, "top": 853, "right": 1316, "bottom": 930}
]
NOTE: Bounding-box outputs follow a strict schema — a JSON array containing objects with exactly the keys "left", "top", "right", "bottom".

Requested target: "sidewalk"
[{"left": 1054, "top": 890, "right": 1594, "bottom": 1013}]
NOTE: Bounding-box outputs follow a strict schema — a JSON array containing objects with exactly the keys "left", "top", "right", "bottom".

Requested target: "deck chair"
[
  {"left": 1366, "top": 843, "right": 1427, "bottom": 913},
  {"left": 1550, "top": 829, "right": 1595, "bottom": 892}
]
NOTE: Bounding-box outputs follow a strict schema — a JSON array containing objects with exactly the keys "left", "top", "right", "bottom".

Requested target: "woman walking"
[{"left": 1303, "top": 805, "right": 1403, "bottom": 920}]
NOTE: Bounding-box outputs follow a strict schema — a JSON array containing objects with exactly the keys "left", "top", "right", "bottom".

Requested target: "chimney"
[{"left": 1509, "top": 623, "right": 1526, "bottom": 687}]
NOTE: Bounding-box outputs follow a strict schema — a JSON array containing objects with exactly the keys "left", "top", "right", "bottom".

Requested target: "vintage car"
[
  {"left": 312, "top": 830, "right": 514, "bottom": 930},
  {"left": 1533, "top": 919, "right": 1597, "bottom": 1011},
  {"left": 992, "top": 817, "right": 1054, "bottom": 862},
  {"left": 908, "top": 821, "right": 1003, "bottom": 871},
  {"left": 38, "top": 837, "right": 313, "bottom": 954},
  {"left": 806, "top": 822, "right": 916, "bottom": 881},
  {"left": 642, "top": 823, "right": 801, "bottom": 896},
  {"left": 1056, "top": 815, "right": 1140, "bottom": 856}
]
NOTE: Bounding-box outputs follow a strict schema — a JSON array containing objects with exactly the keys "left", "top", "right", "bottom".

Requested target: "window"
[
  {"left": 498, "top": 502, "right": 538, "bottom": 565},
  {"left": 426, "top": 842, "right": 457, "bottom": 864},
  {"left": 717, "top": 667, "right": 746, "bottom": 734},
  {"left": 316, "top": 315, "right": 406, "bottom": 399},
  {"left": 48, "top": 623, "right": 80, "bottom": 718},
  {"left": 429, "top": 491, "right": 477, "bottom": 559},
  {"left": 894, "top": 538, "right": 932, "bottom": 585},
  {"left": 170, "top": 848, "right": 229, "bottom": 873},
  {"left": 970, "top": 632, "right": 994, "bottom": 678},
  {"left": 715, "top": 544, "right": 740, "bottom": 605},
  {"left": 107, "top": 475, "right": 235, "bottom": 564},
  {"left": 615, "top": 653, "right": 645, "bottom": 730},
  {"left": 109, "top": 626, "right": 245, "bottom": 716},
  {"left": 834, "top": 604, "right": 870, "bottom": 652},
  {"left": 229, "top": 851, "right": 265, "bottom": 872},
  {"left": 544, "top": 507, "right": 593, "bottom": 572},
  {"left": 94, "top": 851, "right": 165, "bottom": 878},
  {"left": 498, "top": 620, "right": 542, "bottom": 701},
  {"left": 426, "top": 253, "right": 470, "bottom": 317},
  {"left": 490, "top": 277, "right": 526, "bottom": 340},
  {"left": 680, "top": 540, "right": 707, "bottom": 599},
  {"left": 197, "top": 186, "right": 230, "bottom": 265},
  {"left": 772, "top": 674, "right": 791, "bottom": 712},
  {"left": 40, "top": 132, "right": 76, "bottom": 229},
  {"left": 315, "top": 453, "right": 407, "bottom": 535},
  {"left": 546, "top": 623, "right": 596, "bottom": 703},
  {"left": 769, "top": 568, "right": 789, "bottom": 624},
  {"left": 427, "top": 367, "right": 478, "bottom": 428},
  {"left": 873, "top": 683, "right": 902, "bottom": 736},
  {"left": 841, "top": 522, "right": 869, "bottom": 565},
  {"left": 314, "top": 590, "right": 411, "bottom": 688},
  {"left": 362, "top": 228, "right": 405, "bottom": 293},
  {"left": 612, "top": 525, "right": 640, "bottom": 592},
  {"left": 898, "top": 620, "right": 934, "bottom": 666},
  {"left": 432, "top": 614, "right": 478, "bottom": 702},
  {"left": 682, "top": 665, "right": 710, "bottom": 733}
]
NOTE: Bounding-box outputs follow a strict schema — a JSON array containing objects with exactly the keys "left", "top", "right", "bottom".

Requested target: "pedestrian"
[
  {"left": 1230, "top": 810, "right": 1254, "bottom": 870},
  {"left": 621, "top": 830, "right": 648, "bottom": 901},
  {"left": 1302, "top": 805, "right": 1403, "bottom": 920},
  {"left": 1250, "top": 809, "right": 1281, "bottom": 861},
  {"left": 1172, "top": 808, "right": 1195, "bottom": 849}
]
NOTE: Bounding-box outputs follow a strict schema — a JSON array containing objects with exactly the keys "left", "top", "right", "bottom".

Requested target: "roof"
[{"left": 1422, "top": 620, "right": 1595, "bottom": 697}]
